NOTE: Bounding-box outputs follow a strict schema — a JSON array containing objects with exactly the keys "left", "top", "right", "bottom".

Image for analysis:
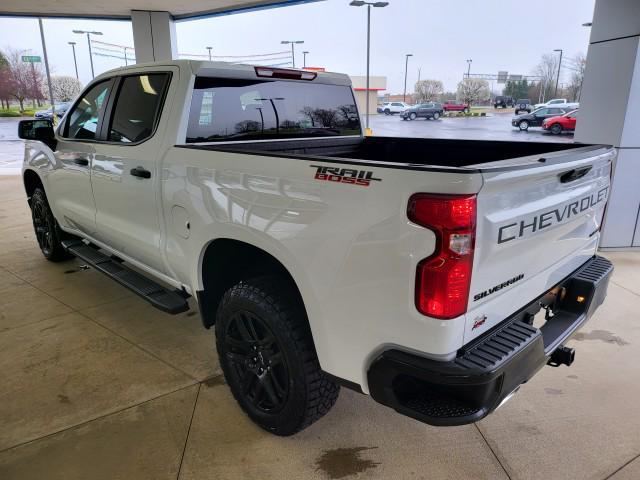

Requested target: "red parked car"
[
  {"left": 443, "top": 100, "right": 470, "bottom": 113},
  {"left": 542, "top": 109, "right": 578, "bottom": 135}
]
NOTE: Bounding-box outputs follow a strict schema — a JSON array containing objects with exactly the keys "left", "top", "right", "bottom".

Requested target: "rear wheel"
[
  {"left": 432, "top": 111, "right": 440, "bottom": 120},
  {"left": 518, "top": 120, "right": 530, "bottom": 131},
  {"left": 215, "top": 276, "right": 339, "bottom": 436},
  {"left": 384, "top": 109, "right": 391, "bottom": 115},
  {"left": 463, "top": 107, "right": 470, "bottom": 114},
  {"left": 30, "top": 188, "right": 73, "bottom": 262},
  {"left": 550, "top": 123, "right": 563, "bottom": 135}
]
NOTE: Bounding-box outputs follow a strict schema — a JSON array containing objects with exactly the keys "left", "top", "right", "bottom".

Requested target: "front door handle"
[
  {"left": 73, "top": 157, "right": 89, "bottom": 166},
  {"left": 130, "top": 166, "right": 151, "bottom": 179}
]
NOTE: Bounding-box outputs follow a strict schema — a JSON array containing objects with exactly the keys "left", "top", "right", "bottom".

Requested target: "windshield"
[
  {"left": 186, "top": 77, "right": 361, "bottom": 143},
  {"left": 517, "top": 99, "right": 530, "bottom": 103}
]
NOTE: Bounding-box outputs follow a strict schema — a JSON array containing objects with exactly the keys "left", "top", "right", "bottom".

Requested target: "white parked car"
[
  {"left": 19, "top": 60, "right": 614, "bottom": 436},
  {"left": 379, "top": 101, "right": 411, "bottom": 115}
]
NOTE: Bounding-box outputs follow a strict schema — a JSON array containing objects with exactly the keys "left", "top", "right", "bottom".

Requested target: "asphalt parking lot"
[
  {"left": 369, "top": 110, "right": 574, "bottom": 143},
  {"left": 0, "top": 118, "right": 24, "bottom": 175}
]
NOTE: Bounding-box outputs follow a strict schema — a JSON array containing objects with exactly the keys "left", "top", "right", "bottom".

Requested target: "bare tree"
[
  {"left": 414, "top": 79, "right": 444, "bottom": 103},
  {"left": 456, "top": 78, "right": 490, "bottom": 105},
  {"left": 51, "top": 75, "right": 82, "bottom": 102},
  {"left": 533, "top": 53, "right": 559, "bottom": 102},
  {"left": 4, "top": 48, "right": 46, "bottom": 112},
  {"left": 566, "top": 53, "right": 586, "bottom": 102},
  {"left": 0, "top": 51, "right": 10, "bottom": 109}
]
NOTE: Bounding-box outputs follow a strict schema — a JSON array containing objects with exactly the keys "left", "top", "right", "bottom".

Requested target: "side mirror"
[{"left": 18, "top": 119, "right": 56, "bottom": 150}]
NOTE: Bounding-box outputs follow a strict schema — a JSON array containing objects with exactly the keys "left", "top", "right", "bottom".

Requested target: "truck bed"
[{"left": 181, "top": 136, "right": 607, "bottom": 171}]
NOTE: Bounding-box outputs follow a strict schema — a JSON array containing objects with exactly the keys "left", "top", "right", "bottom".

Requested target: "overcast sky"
[{"left": 0, "top": 0, "right": 595, "bottom": 93}]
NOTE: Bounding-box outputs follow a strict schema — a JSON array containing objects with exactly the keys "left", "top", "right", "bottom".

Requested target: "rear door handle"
[
  {"left": 73, "top": 157, "right": 89, "bottom": 166},
  {"left": 130, "top": 166, "right": 151, "bottom": 179}
]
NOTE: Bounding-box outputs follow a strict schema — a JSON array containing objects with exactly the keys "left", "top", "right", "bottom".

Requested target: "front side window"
[
  {"left": 65, "top": 80, "right": 112, "bottom": 140},
  {"left": 108, "top": 73, "right": 170, "bottom": 143},
  {"left": 186, "top": 77, "right": 361, "bottom": 143}
]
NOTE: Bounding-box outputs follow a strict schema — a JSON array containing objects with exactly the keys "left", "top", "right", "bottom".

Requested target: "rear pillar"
[
  {"left": 131, "top": 10, "right": 177, "bottom": 63},
  {"left": 575, "top": 0, "right": 640, "bottom": 248}
]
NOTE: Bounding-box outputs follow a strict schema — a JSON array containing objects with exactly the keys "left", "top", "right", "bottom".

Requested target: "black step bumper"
[{"left": 367, "top": 255, "right": 613, "bottom": 426}]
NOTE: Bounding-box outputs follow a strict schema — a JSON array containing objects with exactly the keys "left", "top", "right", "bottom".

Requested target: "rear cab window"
[{"left": 186, "top": 77, "right": 361, "bottom": 143}]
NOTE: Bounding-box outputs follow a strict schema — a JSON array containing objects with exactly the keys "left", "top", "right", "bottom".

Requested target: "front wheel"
[
  {"left": 463, "top": 107, "right": 470, "bottom": 114},
  {"left": 215, "top": 276, "right": 339, "bottom": 436},
  {"left": 384, "top": 109, "right": 391, "bottom": 115},
  {"left": 409, "top": 112, "right": 417, "bottom": 120},
  {"left": 550, "top": 123, "right": 562, "bottom": 135},
  {"left": 518, "top": 120, "right": 530, "bottom": 131},
  {"left": 30, "top": 188, "right": 73, "bottom": 261}
]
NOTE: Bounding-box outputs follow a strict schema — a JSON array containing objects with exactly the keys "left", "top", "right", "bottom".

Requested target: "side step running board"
[{"left": 61, "top": 240, "right": 189, "bottom": 314}]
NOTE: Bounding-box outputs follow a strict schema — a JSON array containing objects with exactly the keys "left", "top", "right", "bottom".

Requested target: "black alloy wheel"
[{"left": 223, "top": 310, "right": 290, "bottom": 414}]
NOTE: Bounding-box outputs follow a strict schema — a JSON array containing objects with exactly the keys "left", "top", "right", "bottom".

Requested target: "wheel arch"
[
  {"left": 23, "top": 168, "right": 44, "bottom": 204},
  {"left": 196, "top": 238, "right": 307, "bottom": 330}
]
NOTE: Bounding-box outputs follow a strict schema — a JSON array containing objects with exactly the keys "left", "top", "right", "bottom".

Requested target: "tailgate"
[{"left": 464, "top": 145, "right": 615, "bottom": 342}]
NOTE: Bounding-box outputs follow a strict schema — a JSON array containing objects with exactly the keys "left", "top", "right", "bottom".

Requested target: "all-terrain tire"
[
  {"left": 30, "top": 188, "right": 73, "bottom": 261},
  {"left": 215, "top": 275, "right": 340, "bottom": 436}
]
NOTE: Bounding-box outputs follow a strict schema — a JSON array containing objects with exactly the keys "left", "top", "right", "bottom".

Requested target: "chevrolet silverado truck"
[{"left": 18, "top": 60, "right": 614, "bottom": 436}]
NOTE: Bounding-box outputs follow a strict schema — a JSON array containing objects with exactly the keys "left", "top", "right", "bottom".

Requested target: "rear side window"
[
  {"left": 186, "top": 77, "right": 361, "bottom": 143},
  {"left": 108, "top": 73, "right": 170, "bottom": 143},
  {"left": 65, "top": 80, "right": 112, "bottom": 140}
]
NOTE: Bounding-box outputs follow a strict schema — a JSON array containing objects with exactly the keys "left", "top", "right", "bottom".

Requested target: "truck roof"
[{"left": 92, "top": 59, "right": 352, "bottom": 87}]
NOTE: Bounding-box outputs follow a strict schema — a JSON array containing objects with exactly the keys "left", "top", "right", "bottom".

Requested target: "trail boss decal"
[
  {"left": 310, "top": 165, "right": 381, "bottom": 187},
  {"left": 497, "top": 186, "right": 609, "bottom": 244},
  {"left": 474, "top": 273, "right": 524, "bottom": 302}
]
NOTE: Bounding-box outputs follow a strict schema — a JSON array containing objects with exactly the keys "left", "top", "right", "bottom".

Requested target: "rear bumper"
[{"left": 367, "top": 255, "right": 613, "bottom": 426}]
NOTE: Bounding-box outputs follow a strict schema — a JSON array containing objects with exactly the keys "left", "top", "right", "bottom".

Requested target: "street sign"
[
  {"left": 21, "top": 55, "right": 41, "bottom": 63},
  {"left": 497, "top": 71, "right": 508, "bottom": 84},
  {"left": 508, "top": 74, "right": 523, "bottom": 81}
]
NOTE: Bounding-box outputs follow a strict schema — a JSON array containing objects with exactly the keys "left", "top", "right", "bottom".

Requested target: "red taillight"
[
  {"left": 408, "top": 194, "right": 477, "bottom": 319},
  {"left": 254, "top": 67, "right": 317, "bottom": 81}
]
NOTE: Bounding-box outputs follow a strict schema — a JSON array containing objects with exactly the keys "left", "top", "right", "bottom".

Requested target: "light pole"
[
  {"left": 68, "top": 41, "right": 79, "bottom": 80},
  {"left": 403, "top": 53, "right": 413, "bottom": 102},
  {"left": 466, "top": 59, "right": 472, "bottom": 79},
  {"left": 349, "top": 1, "right": 389, "bottom": 133},
  {"left": 73, "top": 29, "right": 102, "bottom": 78},
  {"left": 281, "top": 40, "right": 304, "bottom": 68},
  {"left": 554, "top": 48, "right": 563, "bottom": 97},
  {"left": 206, "top": 46, "right": 213, "bottom": 61},
  {"left": 302, "top": 51, "right": 309, "bottom": 68}
]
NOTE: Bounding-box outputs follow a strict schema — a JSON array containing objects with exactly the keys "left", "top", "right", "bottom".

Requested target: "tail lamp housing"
[{"left": 408, "top": 194, "right": 477, "bottom": 319}]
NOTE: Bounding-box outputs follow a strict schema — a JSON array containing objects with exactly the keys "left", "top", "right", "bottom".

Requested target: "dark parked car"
[
  {"left": 494, "top": 96, "right": 515, "bottom": 109},
  {"left": 401, "top": 102, "right": 443, "bottom": 120},
  {"left": 34, "top": 102, "right": 70, "bottom": 120},
  {"left": 512, "top": 106, "right": 571, "bottom": 131},
  {"left": 514, "top": 99, "right": 532, "bottom": 114}
]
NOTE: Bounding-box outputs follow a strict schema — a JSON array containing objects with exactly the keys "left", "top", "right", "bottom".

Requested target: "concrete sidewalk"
[{"left": 0, "top": 174, "right": 638, "bottom": 480}]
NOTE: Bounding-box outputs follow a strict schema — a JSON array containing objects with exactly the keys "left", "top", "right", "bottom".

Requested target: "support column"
[
  {"left": 575, "top": 0, "right": 640, "bottom": 248},
  {"left": 131, "top": 11, "right": 177, "bottom": 63}
]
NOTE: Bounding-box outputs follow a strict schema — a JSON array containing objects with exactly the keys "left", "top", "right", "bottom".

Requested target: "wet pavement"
[{"left": 369, "top": 111, "right": 574, "bottom": 143}]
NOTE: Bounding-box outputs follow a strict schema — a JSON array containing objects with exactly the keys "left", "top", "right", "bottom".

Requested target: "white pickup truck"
[
  {"left": 534, "top": 98, "right": 579, "bottom": 110},
  {"left": 18, "top": 60, "right": 614, "bottom": 436}
]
